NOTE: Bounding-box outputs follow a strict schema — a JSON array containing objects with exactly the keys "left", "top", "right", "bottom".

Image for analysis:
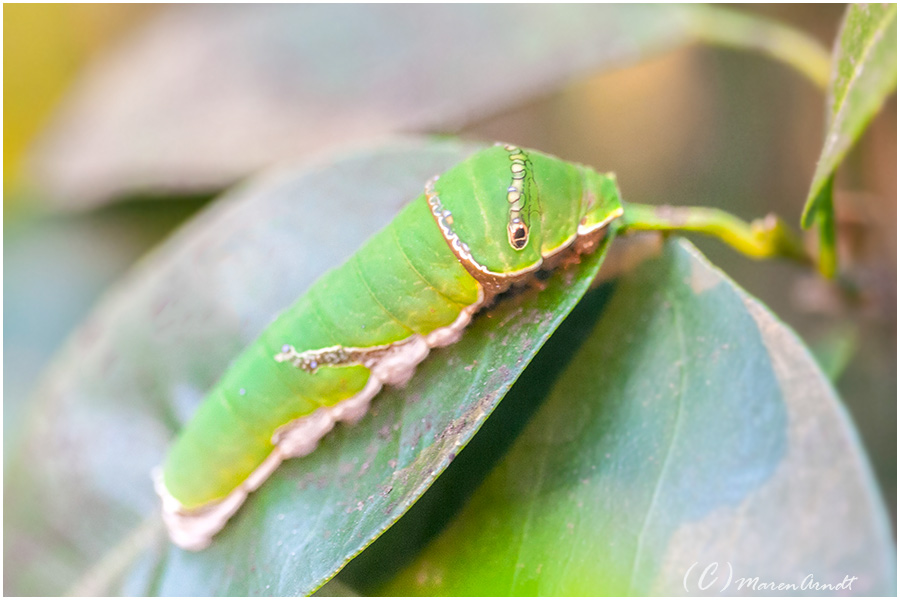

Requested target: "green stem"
[
  {"left": 619, "top": 202, "right": 811, "bottom": 265},
  {"left": 688, "top": 6, "right": 832, "bottom": 91},
  {"left": 812, "top": 175, "right": 838, "bottom": 278}
]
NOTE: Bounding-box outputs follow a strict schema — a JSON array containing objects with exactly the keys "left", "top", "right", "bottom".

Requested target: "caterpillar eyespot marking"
[{"left": 157, "top": 144, "right": 624, "bottom": 550}]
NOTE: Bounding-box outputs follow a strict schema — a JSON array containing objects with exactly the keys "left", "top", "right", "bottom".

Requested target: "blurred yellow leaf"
[{"left": 3, "top": 4, "right": 156, "bottom": 204}]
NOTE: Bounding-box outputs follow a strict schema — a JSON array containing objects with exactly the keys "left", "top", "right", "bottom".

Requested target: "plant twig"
[
  {"left": 688, "top": 6, "right": 832, "bottom": 91},
  {"left": 619, "top": 203, "right": 811, "bottom": 265}
]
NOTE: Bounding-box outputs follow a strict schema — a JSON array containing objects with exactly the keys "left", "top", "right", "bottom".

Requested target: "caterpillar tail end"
[
  {"left": 153, "top": 465, "right": 264, "bottom": 551},
  {"left": 154, "top": 294, "right": 484, "bottom": 551},
  {"left": 152, "top": 380, "right": 382, "bottom": 551}
]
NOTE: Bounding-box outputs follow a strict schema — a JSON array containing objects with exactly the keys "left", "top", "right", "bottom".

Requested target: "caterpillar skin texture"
[{"left": 157, "top": 144, "right": 624, "bottom": 550}]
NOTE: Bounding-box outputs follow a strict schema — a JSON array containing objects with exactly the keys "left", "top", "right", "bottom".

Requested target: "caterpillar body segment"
[{"left": 158, "top": 144, "right": 624, "bottom": 549}]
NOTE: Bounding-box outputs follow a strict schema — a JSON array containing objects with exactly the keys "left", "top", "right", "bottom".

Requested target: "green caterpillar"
[{"left": 156, "top": 144, "right": 624, "bottom": 550}]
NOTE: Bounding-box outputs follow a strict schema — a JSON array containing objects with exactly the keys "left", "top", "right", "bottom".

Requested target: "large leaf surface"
[
  {"left": 3, "top": 139, "right": 612, "bottom": 596},
  {"left": 376, "top": 240, "right": 895, "bottom": 596},
  {"left": 27, "top": 4, "right": 699, "bottom": 209}
]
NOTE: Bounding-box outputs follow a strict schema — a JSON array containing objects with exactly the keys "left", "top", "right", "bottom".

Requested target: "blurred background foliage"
[
  {"left": 3, "top": 1, "right": 895, "bottom": 534},
  {"left": 4, "top": 4, "right": 157, "bottom": 201}
]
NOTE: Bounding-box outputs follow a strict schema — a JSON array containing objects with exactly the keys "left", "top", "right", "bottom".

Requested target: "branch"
[
  {"left": 689, "top": 6, "right": 832, "bottom": 91},
  {"left": 618, "top": 203, "right": 811, "bottom": 265}
]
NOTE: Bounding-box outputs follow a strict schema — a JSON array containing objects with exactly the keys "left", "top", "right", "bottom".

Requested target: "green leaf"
[
  {"left": 4, "top": 138, "right": 612, "bottom": 596},
  {"left": 376, "top": 240, "right": 895, "bottom": 596},
  {"left": 3, "top": 199, "right": 208, "bottom": 452},
  {"left": 801, "top": 4, "right": 897, "bottom": 230},
  {"left": 30, "top": 5, "right": 829, "bottom": 212},
  {"left": 29, "top": 4, "right": 700, "bottom": 209}
]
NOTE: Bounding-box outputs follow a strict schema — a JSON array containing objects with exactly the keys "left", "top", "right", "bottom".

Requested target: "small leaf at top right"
[{"left": 801, "top": 4, "right": 897, "bottom": 232}]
